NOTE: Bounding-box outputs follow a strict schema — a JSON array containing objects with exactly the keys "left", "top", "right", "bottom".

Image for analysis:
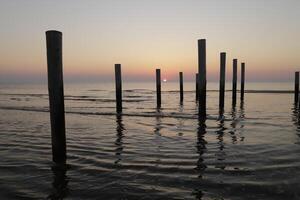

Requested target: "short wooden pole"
[
  {"left": 156, "top": 69, "right": 161, "bottom": 108},
  {"left": 295, "top": 72, "right": 299, "bottom": 104},
  {"left": 232, "top": 59, "right": 238, "bottom": 106},
  {"left": 46, "top": 30, "right": 66, "bottom": 163},
  {"left": 115, "top": 64, "right": 122, "bottom": 113},
  {"left": 198, "top": 39, "right": 206, "bottom": 117},
  {"left": 179, "top": 72, "right": 183, "bottom": 103},
  {"left": 241, "top": 62, "right": 245, "bottom": 101},
  {"left": 219, "top": 52, "right": 226, "bottom": 109},
  {"left": 196, "top": 73, "right": 199, "bottom": 101}
]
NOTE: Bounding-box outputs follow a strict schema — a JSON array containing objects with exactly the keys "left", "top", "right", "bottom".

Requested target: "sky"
[{"left": 0, "top": 0, "right": 299, "bottom": 83}]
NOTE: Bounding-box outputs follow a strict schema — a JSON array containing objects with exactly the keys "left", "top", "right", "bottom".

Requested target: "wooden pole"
[
  {"left": 196, "top": 73, "right": 199, "bottom": 101},
  {"left": 232, "top": 59, "right": 238, "bottom": 106},
  {"left": 219, "top": 52, "right": 226, "bottom": 109},
  {"left": 46, "top": 30, "right": 66, "bottom": 163},
  {"left": 241, "top": 62, "right": 245, "bottom": 101},
  {"left": 198, "top": 39, "right": 206, "bottom": 117},
  {"left": 179, "top": 72, "right": 183, "bottom": 103},
  {"left": 156, "top": 69, "right": 161, "bottom": 108},
  {"left": 295, "top": 72, "right": 299, "bottom": 104},
  {"left": 115, "top": 64, "right": 122, "bottom": 113}
]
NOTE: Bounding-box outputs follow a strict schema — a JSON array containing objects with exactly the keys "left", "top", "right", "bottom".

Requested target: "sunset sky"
[{"left": 0, "top": 0, "right": 299, "bottom": 83}]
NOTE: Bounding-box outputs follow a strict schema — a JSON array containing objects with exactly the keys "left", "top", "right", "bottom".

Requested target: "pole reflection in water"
[
  {"left": 192, "top": 189, "right": 204, "bottom": 200},
  {"left": 239, "top": 101, "right": 245, "bottom": 119},
  {"left": 177, "top": 105, "right": 184, "bottom": 136},
  {"left": 216, "top": 111, "right": 226, "bottom": 169},
  {"left": 154, "top": 108, "right": 162, "bottom": 166},
  {"left": 230, "top": 106, "right": 238, "bottom": 144},
  {"left": 192, "top": 117, "right": 207, "bottom": 199},
  {"left": 239, "top": 101, "right": 245, "bottom": 142},
  {"left": 47, "top": 164, "right": 69, "bottom": 200},
  {"left": 291, "top": 104, "right": 300, "bottom": 140},
  {"left": 154, "top": 108, "right": 162, "bottom": 136},
  {"left": 195, "top": 117, "right": 207, "bottom": 178},
  {"left": 115, "top": 114, "right": 125, "bottom": 166},
  {"left": 292, "top": 104, "right": 299, "bottom": 124}
]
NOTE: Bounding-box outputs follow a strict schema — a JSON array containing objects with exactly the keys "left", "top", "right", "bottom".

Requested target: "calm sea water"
[{"left": 0, "top": 81, "right": 299, "bottom": 200}]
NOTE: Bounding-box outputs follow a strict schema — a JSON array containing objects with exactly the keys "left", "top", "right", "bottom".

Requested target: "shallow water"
[{"left": 0, "top": 82, "right": 299, "bottom": 199}]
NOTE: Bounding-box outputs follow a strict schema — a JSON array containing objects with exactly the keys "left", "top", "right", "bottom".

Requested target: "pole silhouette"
[
  {"left": 295, "top": 72, "right": 299, "bottom": 104},
  {"left": 46, "top": 30, "right": 66, "bottom": 163},
  {"left": 232, "top": 59, "right": 238, "bottom": 106},
  {"left": 179, "top": 72, "right": 183, "bottom": 103},
  {"left": 241, "top": 62, "right": 245, "bottom": 101},
  {"left": 198, "top": 39, "right": 206, "bottom": 117},
  {"left": 196, "top": 73, "right": 199, "bottom": 101},
  {"left": 219, "top": 52, "right": 226, "bottom": 109},
  {"left": 115, "top": 64, "right": 122, "bottom": 113},
  {"left": 156, "top": 69, "right": 161, "bottom": 108}
]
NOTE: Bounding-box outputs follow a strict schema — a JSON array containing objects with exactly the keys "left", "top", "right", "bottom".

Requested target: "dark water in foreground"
[{"left": 0, "top": 82, "right": 300, "bottom": 199}]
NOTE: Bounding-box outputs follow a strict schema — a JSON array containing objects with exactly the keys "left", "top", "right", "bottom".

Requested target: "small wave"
[
  {"left": 162, "top": 90, "right": 293, "bottom": 94},
  {"left": 0, "top": 93, "right": 47, "bottom": 97},
  {"left": 244, "top": 90, "right": 293, "bottom": 94},
  {"left": 65, "top": 98, "right": 147, "bottom": 103},
  {"left": 0, "top": 106, "right": 224, "bottom": 120},
  {"left": 124, "top": 89, "right": 152, "bottom": 92},
  {"left": 87, "top": 89, "right": 106, "bottom": 92},
  {"left": 123, "top": 95, "right": 144, "bottom": 98},
  {"left": 65, "top": 95, "right": 98, "bottom": 98},
  {"left": 10, "top": 98, "right": 22, "bottom": 101},
  {"left": 123, "top": 89, "right": 154, "bottom": 94}
]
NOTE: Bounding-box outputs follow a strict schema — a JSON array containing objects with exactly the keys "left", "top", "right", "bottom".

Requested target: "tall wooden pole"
[
  {"left": 196, "top": 73, "right": 199, "bottom": 101},
  {"left": 179, "top": 72, "right": 183, "bottom": 103},
  {"left": 156, "top": 69, "right": 161, "bottom": 108},
  {"left": 232, "top": 59, "right": 238, "bottom": 106},
  {"left": 115, "top": 64, "right": 122, "bottom": 113},
  {"left": 219, "top": 52, "right": 226, "bottom": 109},
  {"left": 295, "top": 72, "right": 299, "bottom": 104},
  {"left": 46, "top": 30, "right": 66, "bottom": 163},
  {"left": 241, "top": 62, "right": 245, "bottom": 101},
  {"left": 198, "top": 39, "right": 206, "bottom": 117}
]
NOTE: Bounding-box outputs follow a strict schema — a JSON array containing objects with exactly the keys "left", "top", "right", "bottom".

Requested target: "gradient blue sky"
[{"left": 0, "top": 0, "right": 299, "bottom": 83}]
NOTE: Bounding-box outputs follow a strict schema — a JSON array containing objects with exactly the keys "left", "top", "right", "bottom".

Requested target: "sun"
[{"left": 163, "top": 78, "right": 167, "bottom": 82}]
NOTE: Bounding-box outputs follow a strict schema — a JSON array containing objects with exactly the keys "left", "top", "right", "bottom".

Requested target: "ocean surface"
[{"left": 0, "top": 81, "right": 299, "bottom": 200}]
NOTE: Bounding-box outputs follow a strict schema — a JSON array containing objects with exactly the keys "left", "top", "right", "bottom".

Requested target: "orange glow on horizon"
[{"left": 0, "top": 1, "right": 299, "bottom": 83}]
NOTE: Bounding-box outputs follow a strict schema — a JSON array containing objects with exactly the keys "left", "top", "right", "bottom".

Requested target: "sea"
[{"left": 0, "top": 81, "right": 299, "bottom": 200}]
